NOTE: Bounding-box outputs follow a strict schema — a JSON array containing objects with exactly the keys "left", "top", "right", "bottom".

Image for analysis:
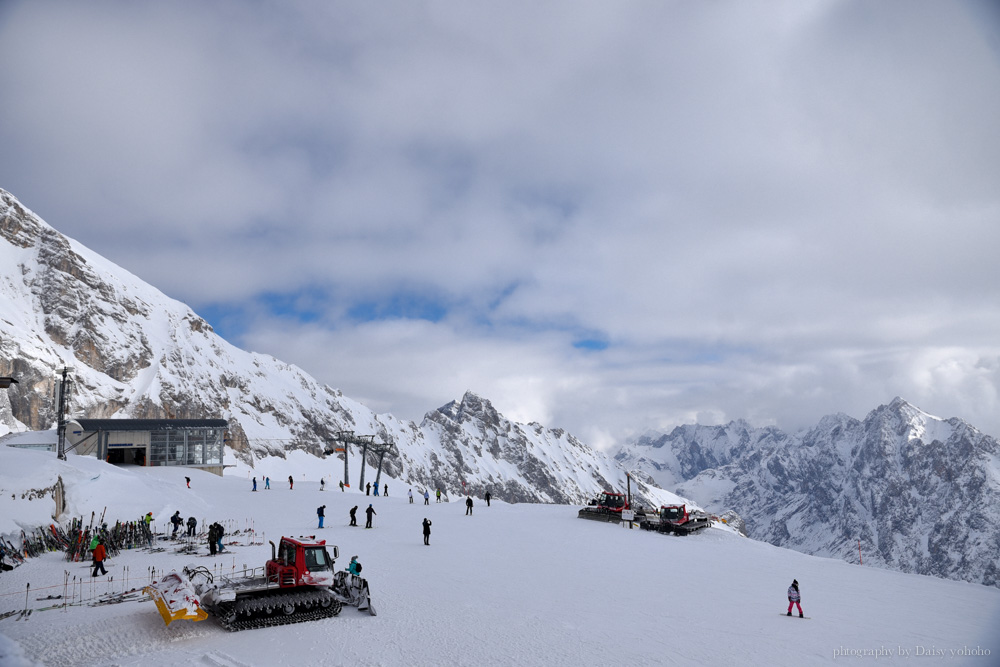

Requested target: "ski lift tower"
[
  {"left": 324, "top": 431, "right": 371, "bottom": 489},
  {"left": 55, "top": 367, "right": 74, "bottom": 461}
]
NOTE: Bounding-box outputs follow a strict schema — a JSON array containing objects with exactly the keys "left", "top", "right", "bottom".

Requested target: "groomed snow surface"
[{"left": 1, "top": 447, "right": 998, "bottom": 667}]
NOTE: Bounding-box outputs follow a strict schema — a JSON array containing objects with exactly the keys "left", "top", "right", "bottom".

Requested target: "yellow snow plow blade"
[{"left": 145, "top": 572, "right": 208, "bottom": 626}]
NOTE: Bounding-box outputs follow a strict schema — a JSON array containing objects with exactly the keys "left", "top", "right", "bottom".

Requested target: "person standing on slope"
[
  {"left": 465, "top": 496, "right": 474, "bottom": 515},
  {"left": 424, "top": 489, "right": 430, "bottom": 505},
  {"left": 408, "top": 488, "right": 413, "bottom": 504},
  {"left": 317, "top": 505, "right": 326, "bottom": 529},
  {"left": 485, "top": 491, "right": 492, "bottom": 507},
  {"left": 91, "top": 538, "right": 107, "bottom": 576},
  {"left": 349, "top": 506, "right": 358, "bottom": 526},
  {"left": 170, "top": 511, "right": 183, "bottom": 537},
  {"left": 787, "top": 579, "right": 804, "bottom": 618},
  {"left": 186, "top": 516, "right": 197, "bottom": 537},
  {"left": 252, "top": 477, "right": 257, "bottom": 492},
  {"left": 288, "top": 475, "right": 294, "bottom": 490},
  {"left": 265, "top": 476, "right": 270, "bottom": 489},
  {"left": 422, "top": 518, "right": 432, "bottom": 546},
  {"left": 365, "top": 504, "right": 376, "bottom": 529}
]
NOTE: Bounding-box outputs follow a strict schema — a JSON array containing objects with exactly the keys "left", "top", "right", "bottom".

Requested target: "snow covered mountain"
[
  {"left": 614, "top": 398, "right": 1000, "bottom": 588},
  {"left": 0, "top": 187, "right": 675, "bottom": 508}
]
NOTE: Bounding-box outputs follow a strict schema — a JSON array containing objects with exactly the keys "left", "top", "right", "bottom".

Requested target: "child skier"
[{"left": 787, "top": 579, "right": 804, "bottom": 617}]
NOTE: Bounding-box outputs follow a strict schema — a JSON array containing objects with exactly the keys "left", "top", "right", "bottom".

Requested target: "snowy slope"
[
  {"left": 0, "top": 187, "right": 673, "bottom": 508},
  {"left": 1, "top": 447, "right": 998, "bottom": 667}
]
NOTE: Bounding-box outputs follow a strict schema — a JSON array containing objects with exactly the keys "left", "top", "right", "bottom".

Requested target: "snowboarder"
[
  {"left": 186, "top": 516, "right": 197, "bottom": 537},
  {"left": 317, "top": 505, "right": 326, "bottom": 529},
  {"left": 91, "top": 538, "right": 107, "bottom": 576},
  {"left": 485, "top": 491, "right": 491, "bottom": 507},
  {"left": 408, "top": 489, "right": 413, "bottom": 504},
  {"left": 422, "top": 518, "right": 432, "bottom": 545},
  {"left": 321, "top": 478, "right": 326, "bottom": 491},
  {"left": 252, "top": 477, "right": 257, "bottom": 492},
  {"left": 366, "top": 482, "right": 371, "bottom": 496},
  {"left": 349, "top": 506, "right": 358, "bottom": 527},
  {"left": 265, "top": 477, "right": 270, "bottom": 489},
  {"left": 787, "top": 579, "right": 804, "bottom": 618},
  {"left": 465, "top": 496, "right": 474, "bottom": 515},
  {"left": 171, "top": 511, "right": 183, "bottom": 536},
  {"left": 365, "top": 504, "right": 376, "bottom": 529},
  {"left": 436, "top": 489, "right": 442, "bottom": 503},
  {"left": 185, "top": 476, "right": 191, "bottom": 488},
  {"left": 424, "top": 489, "right": 430, "bottom": 505},
  {"left": 348, "top": 555, "right": 362, "bottom": 575},
  {"left": 289, "top": 475, "right": 294, "bottom": 490}
]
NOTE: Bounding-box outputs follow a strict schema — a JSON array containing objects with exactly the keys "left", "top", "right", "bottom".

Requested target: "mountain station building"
[{"left": 67, "top": 418, "right": 228, "bottom": 475}]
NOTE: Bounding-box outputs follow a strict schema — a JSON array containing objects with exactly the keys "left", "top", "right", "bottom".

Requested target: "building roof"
[{"left": 72, "top": 419, "right": 228, "bottom": 432}]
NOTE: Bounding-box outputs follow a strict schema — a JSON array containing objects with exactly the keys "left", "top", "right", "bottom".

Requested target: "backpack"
[{"left": 355, "top": 562, "right": 362, "bottom": 573}]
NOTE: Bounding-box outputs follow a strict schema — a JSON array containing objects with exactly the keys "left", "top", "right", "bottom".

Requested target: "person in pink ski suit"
[{"left": 787, "top": 579, "right": 803, "bottom": 617}]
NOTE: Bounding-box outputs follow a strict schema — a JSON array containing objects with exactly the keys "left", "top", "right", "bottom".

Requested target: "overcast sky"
[{"left": 2, "top": 1, "right": 1000, "bottom": 447}]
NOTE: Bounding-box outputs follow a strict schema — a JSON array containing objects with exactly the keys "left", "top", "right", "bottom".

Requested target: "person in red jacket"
[{"left": 92, "top": 539, "right": 107, "bottom": 577}]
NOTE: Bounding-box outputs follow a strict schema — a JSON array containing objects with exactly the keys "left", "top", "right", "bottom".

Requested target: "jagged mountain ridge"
[
  {"left": 614, "top": 398, "right": 1000, "bottom": 588},
  {"left": 0, "top": 187, "right": 679, "bottom": 508}
]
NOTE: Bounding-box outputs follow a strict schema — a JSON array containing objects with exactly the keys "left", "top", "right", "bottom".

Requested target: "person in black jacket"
[
  {"left": 349, "top": 506, "right": 358, "bottom": 526},
  {"left": 365, "top": 504, "right": 376, "bottom": 529},
  {"left": 186, "top": 516, "right": 197, "bottom": 537},
  {"left": 465, "top": 496, "right": 474, "bottom": 515},
  {"left": 317, "top": 505, "right": 326, "bottom": 529},
  {"left": 422, "top": 518, "right": 432, "bottom": 546}
]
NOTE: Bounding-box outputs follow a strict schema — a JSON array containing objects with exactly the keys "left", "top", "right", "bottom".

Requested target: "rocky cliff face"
[
  {"left": 0, "top": 188, "right": 677, "bottom": 508},
  {"left": 615, "top": 398, "right": 1000, "bottom": 588}
]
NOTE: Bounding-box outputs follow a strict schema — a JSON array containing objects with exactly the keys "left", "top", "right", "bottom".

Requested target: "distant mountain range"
[
  {"left": 0, "top": 187, "right": 677, "bottom": 509},
  {"left": 614, "top": 397, "right": 1000, "bottom": 588},
  {"left": 3, "top": 186, "right": 997, "bottom": 589}
]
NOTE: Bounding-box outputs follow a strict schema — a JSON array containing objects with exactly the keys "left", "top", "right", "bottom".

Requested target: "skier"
[
  {"left": 436, "top": 489, "right": 442, "bottom": 503},
  {"left": 408, "top": 489, "right": 413, "bottom": 504},
  {"left": 384, "top": 484, "right": 388, "bottom": 497},
  {"left": 186, "top": 516, "right": 197, "bottom": 537},
  {"left": 422, "top": 518, "right": 432, "bottom": 546},
  {"left": 321, "top": 478, "right": 326, "bottom": 491},
  {"left": 348, "top": 555, "right": 362, "bottom": 575},
  {"left": 208, "top": 523, "right": 218, "bottom": 556},
  {"left": 339, "top": 480, "right": 344, "bottom": 492},
  {"left": 214, "top": 522, "right": 226, "bottom": 553},
  {"left": 317, "top": 505, "right": 326, "bottom": 529},
  {"left": 349, "top": 506, "right": 358, "bottom": 527},
  {"left": 144, "top": 511, "right": 154, "bottom": 547},
  {"left": 185, "top": 476, "right": 191, "bottom": 488},
  {"left": 91, "top": 538, "right": 107, "bottom": 577},
  {"left": 787, "top": 579, "right": 804, "bottom": 618},
  {"left": 366, "top": 482, "right": 371, "bottom": 496},
  {"left": 485, "top": 491, "right": 491, "bottom": 507},
  {"left": 374, "top": 481, "right": 379, "bottom": 496},
  {"left": 424, "top": 489, "right": 430, "bottom": 505},
  {"left": 265, "top": 476, "right": 270, "bottom": 490},
  {"left": 365, "top": 504, "right": 376, "bottom": 529},
  {"left": 465, "top": 496, "right": 474, "bottom": 515},
  {"left": 171, "top": 511, "right": 183, "bottom": 537},
  {"left": 252, "top": 477, "right": 257, "bottom": 492},
  {"left": 288, "top": 475, "right": 294, "bottom": 490}
]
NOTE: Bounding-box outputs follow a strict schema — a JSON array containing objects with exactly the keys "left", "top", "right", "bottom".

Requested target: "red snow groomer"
[
  {"left": 640, "top": 504, "right": 711, "bottom": 535},
  {"left": 147, "top": 535, "right": 375, "bottom": 632},
  {"left": 577, "top": 491, "right": 630, "bottom": 522}
]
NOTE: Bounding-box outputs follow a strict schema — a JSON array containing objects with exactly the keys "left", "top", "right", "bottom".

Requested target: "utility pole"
[{"left": 55, "top": 367, "right": 74, "bottom": 461}]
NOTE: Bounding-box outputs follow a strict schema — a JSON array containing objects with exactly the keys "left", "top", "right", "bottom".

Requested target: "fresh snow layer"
[{"left": 1, "top": 447, "right": 998, "bottom": 667}]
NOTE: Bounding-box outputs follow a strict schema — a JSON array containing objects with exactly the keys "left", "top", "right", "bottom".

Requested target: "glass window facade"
[{"left": 148, "top": 428, "right": 224, "bottom": 467}]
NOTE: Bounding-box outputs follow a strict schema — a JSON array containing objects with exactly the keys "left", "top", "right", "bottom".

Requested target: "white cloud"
[{"left": 2, "top": 0, "right": 1000, "bottom": 444}]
